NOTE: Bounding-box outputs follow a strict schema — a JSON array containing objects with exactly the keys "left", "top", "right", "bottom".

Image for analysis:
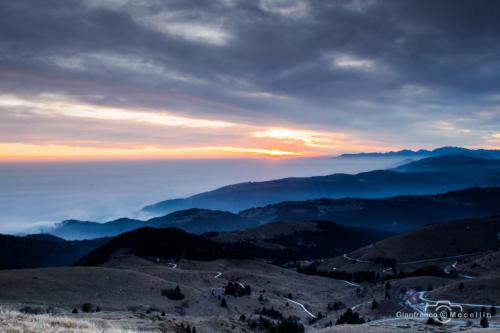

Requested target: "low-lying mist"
[{"left": 0, "top": 157, "right": 404, "bottom": 234}]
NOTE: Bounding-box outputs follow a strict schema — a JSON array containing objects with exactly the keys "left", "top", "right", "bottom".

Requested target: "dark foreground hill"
[
  {"left": 240, "top": 187, "right": 500, "bottom": 232},
  {"left": 78, "top": 221, "right": 385, "bottom": 266},
  {"left": 0, "top": 234, "right": 109, "bottom": 269},
  {"left": 143, "top": 155, "right": 500, "bottom": 215},
  {"left": 77, "top": 227, "right": 278, "bottom": 266}
]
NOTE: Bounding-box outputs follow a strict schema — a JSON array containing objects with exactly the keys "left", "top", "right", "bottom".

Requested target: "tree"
[
  {"left": 239, "top": 314, "right": 246, "bottom": 321},
  {"left": 371, "top": 299, "right": 379, "bottom": 310},
  {"left": 220, "top": 298, "right": 227, "bottom": 308},
  {"left": 480, "top": 317, "right": 489, "bottom": 328},
  {"left": 427, "top": 284, "right": 433, "bottom": 291},
  {"left": 72, "top": 308, "right": 78, "bottom": 314},
  {"left": 385, "top": 281, "right": 391, "bottom": 290},
  {"left": 162, "top": 286, "right": 185, "bottom": 300},
  {"left": 490, "top": 306, "right": 497, "bottom": 316},
  {"left": 458, "top": 282, "right": 465, "bottom": 291}
]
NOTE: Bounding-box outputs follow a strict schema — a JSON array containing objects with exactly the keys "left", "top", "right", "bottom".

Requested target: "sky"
[{"left": 1, "top": 0, "right": 500, "bottom": 160}]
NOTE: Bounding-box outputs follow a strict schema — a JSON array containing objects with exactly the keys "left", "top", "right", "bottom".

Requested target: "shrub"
[
  {"left": 224, "top": 282, "right": 251, "bottom": 297},
  {"left": 335, "top": 308, "right": 365, "bottom": 325},
  {"left": 81, "top": 303, "right": 98, "bottom": 313},
  {"left": 327, "top": 301, "right": 343, "bottom": 311},
  {"left": 162, "top": 286, "right": 185, "bottom": 300},
  {"left": 480, "top": 317, "right": 489, "bottom": 328},
  {"left": 255, "top": 307, "right": 283, "bottom": 320},
  {"left": 220, "top": 298, "right": 227, "bottom": 308}
]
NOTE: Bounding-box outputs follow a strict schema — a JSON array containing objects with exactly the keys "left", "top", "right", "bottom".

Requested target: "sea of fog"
[{"left": 0, "top": 157, "right": 404, "bottom": 233}]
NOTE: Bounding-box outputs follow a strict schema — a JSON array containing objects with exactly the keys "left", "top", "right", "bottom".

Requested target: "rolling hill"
[
  {"left": 77, "top": 227, "right": 278, "bottom": 266},
  {"left": 206, "top": 220, "right": 389, "bottom": 262},
  {"left": 349, "top": 216, "right": 500, "bottom": 262},
  {"left": 142, "top": 155, "right": 500, "bottom": 215},
  {"left": 48, "top": 208, "right": 254, "bottom": 240},
  {"left": 240, "top": 187, "right": 500, "bottom": 232},
  {"left": 48, "top": 186, "right": 500, "bottom": 240}
]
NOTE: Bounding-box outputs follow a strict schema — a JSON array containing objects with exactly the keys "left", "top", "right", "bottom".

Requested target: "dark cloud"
[{"left": 1, "top": 0, "right": 500, "bottom": 149}]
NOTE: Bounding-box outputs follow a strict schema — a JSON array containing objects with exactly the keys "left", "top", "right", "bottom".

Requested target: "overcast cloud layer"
[{"left": 1, "top": 0, "right": 500, "bottom": 158}]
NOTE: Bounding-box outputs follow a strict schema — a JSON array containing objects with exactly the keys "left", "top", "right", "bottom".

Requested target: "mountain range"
[
  {"left": 337, "top": 146, "right": 500, "bottom": 159},
  {"left": 142, "top": 155, "right": 500, "bottom": 214}
]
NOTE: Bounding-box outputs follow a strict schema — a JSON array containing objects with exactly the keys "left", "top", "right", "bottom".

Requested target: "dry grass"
[{"left": 0, "top": 309, "right": 155, "bottom": 333}]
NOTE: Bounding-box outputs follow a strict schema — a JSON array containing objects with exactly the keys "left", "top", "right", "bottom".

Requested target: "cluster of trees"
[
  {"left": 224, "top": 282, "right": 251, "bottom": 296},
  {"left": 174, "top": 323, "right": 197, "bottom": 333},
  {"left": 297, "top": 263, "right": 448, "bottom": 285},
  {"left": 161, "top": 286, "right": 185, "bottom": 300},
  {"left": 297, "top": 264, "right": 378, "bottom": 283},
  {"left": 248, "top": 315, "right": 304, "bottom": 333},
  {"left": 327, "top": 301, "right": 344, "bottom": 312},
  {"left": 255, "top": 307, "right": 283, "bottom": 320},
  {"left": 384, "top": 265, "right": 448, "bottom": 280},
  {"left": 335, "top": 308, "right": 365, "bottom": 325}
]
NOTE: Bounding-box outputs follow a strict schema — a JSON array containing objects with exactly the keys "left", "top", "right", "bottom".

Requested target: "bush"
[
  {"left": 81, "top": 303, "right": 98, "bottom": 313},
  {"left": 224, "top": 282, "right": 251, "bottom": 297},
  {"left": 371, "top": 299, "right": 379, "bottom": 310},
  {"left": 335, "top": 308, "right": 365, "bottom": 325},
  {"left": 220, "top": 298, "right": 227, "bottom": 308},
  {"left": 255, "top": 307, "right": 283, "bottom": 320},
  {"left": 250, "top": 315, "right": 304, "bottom": 333},
  {"left": 162, "top": 286, "right": 185, "bottom": 300},
  {"left": 72, "top": 308, "right": 78, "bottom": 314},
  {"left": 327, "top": 301, "right": 344, "bottom": 311},
  {"left": 480, "top": 317, "right": 489, "bottom": 328},
  {"left": 175, "top": 323, "right": 197, "bottom": 333}
]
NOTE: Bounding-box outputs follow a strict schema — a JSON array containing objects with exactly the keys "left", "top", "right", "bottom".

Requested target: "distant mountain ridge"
[
  {"left": 142, "top": 155, "right": 500, "bottom": 215},
  {"left": 48, "top": 208, "right": 253, "bottom": 240},
  {"left": 47, "top": 186, "right": 500, "bottom": 240},
  {"left": 337, "top": 146, "right": 500, "bottom": 159},
  {"left": 240, "top": 186, "right": 500, "bottom": 232}
]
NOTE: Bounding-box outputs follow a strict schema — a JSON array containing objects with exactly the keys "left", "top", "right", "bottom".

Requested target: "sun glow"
[
  {"left": 0, "top": 143, "right": 300, "bottom": 160},
  {"left": 0, "top": 94, "right": 382, "bottom": 160}
]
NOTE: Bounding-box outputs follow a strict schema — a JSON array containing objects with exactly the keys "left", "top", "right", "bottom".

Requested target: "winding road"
[{"left": 284, "top": 298, "right": 317, "bottom": 318}]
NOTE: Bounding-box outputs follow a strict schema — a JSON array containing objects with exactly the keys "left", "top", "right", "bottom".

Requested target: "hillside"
[
  {"left": 0, "top": 234, "right": 109, "bottom": 269},
  {"left": 77, "top": 227, "right": 278, "bottom": 266},
  {"left": 143, "top": 156, "right": 500, "bottom": 215},
  {"left": 349, "top": 216, "right": 500, "bottom": 262},
  {"left": 240, "top": 187, "right": 500, "bottom": 232},
  {"left": 49, "top": 208, "right": 253, "bottom": 240},
  {"left": 207, "top": 220, "right": 388, "bottom": 262}
]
